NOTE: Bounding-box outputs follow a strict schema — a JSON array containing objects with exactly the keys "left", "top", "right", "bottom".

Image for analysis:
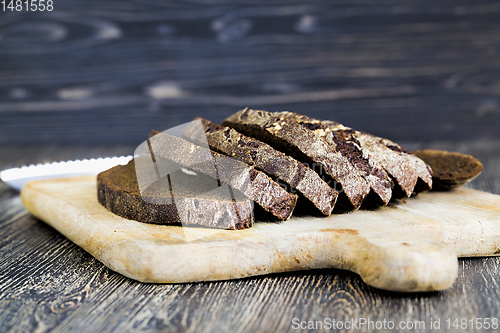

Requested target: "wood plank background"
[
  {"left": 1, "top": 1, "right": 500, "bottom": 332},
  {"left": 1, "top": 0, "right": 500, "bottom": 145}
]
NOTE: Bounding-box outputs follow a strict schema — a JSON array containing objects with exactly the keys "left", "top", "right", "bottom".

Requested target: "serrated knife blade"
[{"left": 0, "top": 156, "right": 133, "bottom": 191}]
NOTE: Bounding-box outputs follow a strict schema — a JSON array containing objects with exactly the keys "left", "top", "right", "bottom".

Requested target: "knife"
[{"left": 0, "top": 156, "right": 133, "bottom": 191}]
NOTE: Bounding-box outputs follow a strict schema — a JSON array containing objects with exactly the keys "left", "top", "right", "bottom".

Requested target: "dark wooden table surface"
[{"left": 1, "top": 1, "right": 500, "bottom": 332}]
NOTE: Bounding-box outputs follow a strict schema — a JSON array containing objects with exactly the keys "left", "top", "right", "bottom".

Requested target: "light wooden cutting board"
[{"left": 21, "top": 176, "right": 500, "bottom": 292}]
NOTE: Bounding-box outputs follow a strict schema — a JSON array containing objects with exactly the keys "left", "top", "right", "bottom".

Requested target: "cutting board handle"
[{"left": 319, "top": 230, "right": 458, "bottom": 292}]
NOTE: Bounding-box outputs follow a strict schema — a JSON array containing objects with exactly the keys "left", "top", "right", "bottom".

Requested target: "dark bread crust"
[
  {"left": 276, "top": 112, "right": 394, "bottom": 205},
  {"left": 148, "top": 131, "right": 298, "bottom": 220},
  {"left": 97, "top": 160, "right": 253, "bottom": 229},
  {"left": 183, "top": 118, "right": 338, "bottom": 215},
  {"left": 222, "top": 108, "right": 371, "bottom": 209}
]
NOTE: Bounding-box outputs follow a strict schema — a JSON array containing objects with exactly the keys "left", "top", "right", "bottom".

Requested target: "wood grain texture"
[
  {"left": 0, "top": 141, "right": 499, "bottom": 332},
  {"left": 0, "top": 0, "right": 500, "bottom": 145}
]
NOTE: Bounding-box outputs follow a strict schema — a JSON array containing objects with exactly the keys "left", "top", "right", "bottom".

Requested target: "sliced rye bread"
[
  {"left": 222, "top": 108, "right": 371, "bottom": 209},
  {"left": 274, "top": 111, "right": 431, "bottom": 197},
  {"left": 320, "top": 122, "right": 432, "bottom": 194},
  {"left": 316, "top": 120, "right": 431, "bottom": 195},
  {"left": 275, "top": 112, "right": 394, "bottom": 205},
  {"left": 182, "top": 118, "right": 338, "bottom": 215},
  {"left": 148, "top": 130, "right": 298, "bottom": 220},
  {"left": 351, "top": 131, "right": 419, "bottom": 197},
  {"left": 97, "top": 159, "right": 254, "bottom": 230}
]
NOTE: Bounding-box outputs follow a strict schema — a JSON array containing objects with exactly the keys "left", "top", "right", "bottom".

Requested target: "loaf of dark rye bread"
[
  {"left": 182, "top": 118, "right": 338, "bottom": 215},
  {"left": 148, "top": 130, "right": 298, "bottom": 220},
  {"left": 222, "top": 108, "right": 371, "bottom": 209},
  {"left": 275, "top": 111, "right": 432, "bottom": 197},
  {"left": 97, "top": 159, "right": 254, "bottom": 229},
  {"left": 275, "top": 112, "right": 394, "bottom": 205}
]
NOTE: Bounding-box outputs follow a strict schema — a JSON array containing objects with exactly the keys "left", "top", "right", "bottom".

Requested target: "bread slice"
[
  {"left": 376, "top": 137, "right": 432, "bottom": 192},
  {"left": 182, "top": 118, "right": 338, "bottom": 215},
  {"left": 222, "top": 108, "right": 371, "bottom": 209},
  {"left": 97, "top": 159, "right": 254, "bottom": 229},
  {"left": 348, "top": 130, "right": 419, "bottom": 197},
  {"left": 273, "top": 111, "right": 432, "bottom": 197},
  {"left": 275, "top": 112, "right": 394, "bottom": 205},
  {"left": 148, "top": 130, "right": 298, "bottom": 220}
]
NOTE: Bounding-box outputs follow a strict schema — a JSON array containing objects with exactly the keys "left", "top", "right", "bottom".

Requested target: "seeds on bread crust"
[
  {"left": 274, "top": 111, "right": 432, "bottom": 197},
  {"left": 276, "top": 111, "right": 394, "bottom": 205},
  {"left": 222, "top": 108, "right": 371, "bottom": 209}
]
